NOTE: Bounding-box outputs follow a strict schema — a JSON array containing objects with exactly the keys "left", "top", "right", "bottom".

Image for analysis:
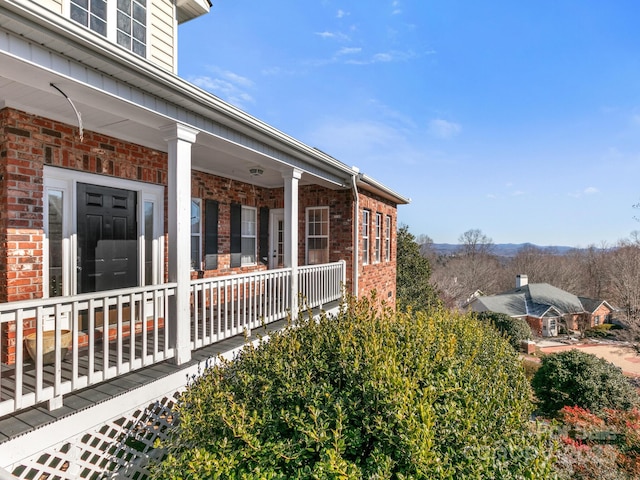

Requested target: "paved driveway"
[{"left": 538, "top": 343, "right": 640, "bottom": 376}]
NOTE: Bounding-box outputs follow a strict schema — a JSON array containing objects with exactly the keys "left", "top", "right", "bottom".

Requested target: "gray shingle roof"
[{"left": 470, "top": 283, "right": 588, "bottom": 318}]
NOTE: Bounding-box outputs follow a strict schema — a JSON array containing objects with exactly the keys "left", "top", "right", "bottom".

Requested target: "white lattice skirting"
[{"left": 8, "top": 393, "right": 179, "bottom": 479}]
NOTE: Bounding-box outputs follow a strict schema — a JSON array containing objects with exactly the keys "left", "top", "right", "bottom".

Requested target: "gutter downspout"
[{"left": 351, "top": 170, "right": 360, "bottom": 297}]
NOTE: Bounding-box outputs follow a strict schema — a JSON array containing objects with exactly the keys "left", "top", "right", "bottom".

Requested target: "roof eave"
[{"left": 357, "top": 173, "right": 410, "bottom": 205}]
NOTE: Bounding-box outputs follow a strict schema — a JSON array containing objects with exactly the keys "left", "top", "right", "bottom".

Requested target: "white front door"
[{"left": 269, "top": 209, "right": 284, "bottom": 269}]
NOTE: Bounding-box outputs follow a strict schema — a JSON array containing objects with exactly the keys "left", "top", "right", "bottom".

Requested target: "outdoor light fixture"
[{"left": 249, "top": 166, "right": 264, "bottom": 177}]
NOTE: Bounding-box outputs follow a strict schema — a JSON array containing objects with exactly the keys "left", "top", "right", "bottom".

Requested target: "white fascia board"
[
  {"left": 0, "top": 0, "right": 357, "bottom": 184},
  {"left": 176, "top": 0, "right": 211, "bottom": 24},
  {"left": 357, "top": 173, "right": 410, "bottom": 205}
]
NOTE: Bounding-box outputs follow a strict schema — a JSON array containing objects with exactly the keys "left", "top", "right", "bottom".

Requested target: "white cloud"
[
  {"left": 337, "top": 47, "right": 361, "bottom": 56},
  {"left": 428, "top": 119, "right": 462, "bottom": 139},
  {"left": 568, "top": 187, "right": 599, "bottom": 198},
  {"left": 190, "top": 70, "right": 254, "bottom": 109},
  {"left": 315, "top": 31, "right": 350, "bottom": 41},
  {"left": 336, "top": 9, "right": 349, "bottom": 18}
]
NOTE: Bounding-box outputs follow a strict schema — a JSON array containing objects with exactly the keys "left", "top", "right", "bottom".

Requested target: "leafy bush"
[
  {"left": 532, "top": 349, "right": 640, "bottom": 416},
  {"left": 585, "top": 324, "right": 615, "bottom": 338},
  {"left": 476, "top": 311, "right": 532, "bottom": 349},
  {"left": 554, "top": 406, "right": 640, "bottom": 479},
  {"left": 152, "top": 299, "right": 555, "bottom": 479}
]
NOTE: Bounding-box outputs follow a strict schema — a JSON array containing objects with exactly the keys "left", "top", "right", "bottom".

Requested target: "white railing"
[
  {"left": 298, "top": 260, "right": 346, "bottom": 309},
  {"left": 0, "top": 284, "right": 176, "bottom": 416},
  {"left": 0, "top": 262, "right": 346, "bottom": 416},
  {"left": 190, "top": 268, "right": 292, "bottom": 349}
]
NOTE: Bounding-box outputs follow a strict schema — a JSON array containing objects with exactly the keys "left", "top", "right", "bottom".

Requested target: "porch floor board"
[{"left": 0, "top": 315, "right": 295, "bottom": 445}]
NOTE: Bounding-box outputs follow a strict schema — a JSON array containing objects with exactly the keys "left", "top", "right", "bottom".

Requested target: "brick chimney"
[{"left": 516, "top": 274, "right": 528, "bottom": 289}]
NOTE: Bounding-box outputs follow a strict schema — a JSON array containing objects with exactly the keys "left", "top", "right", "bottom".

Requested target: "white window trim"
[
  {"left": 241, "top": 206, "right": 257, "bottom": 266},
  {"left": 385, "top": 215, "right": 391, "bottom": 262},
  {"left": 63, "top": 0, "right": 149, "bottom": 57},
  {"left": 374, "top": 212, "right": 382, "bottom": 264},
  {"left": 43, "top": 166, "right": 164, "bottom": 296},
  {"left": 362, "top": 209, "right": 370, "bottom": 266},
  {"left": 191, "top": 198, "right": 202, "bottom": 271},
  {"left": 305, "top": 206, "right": 330, "bottom": 265}
]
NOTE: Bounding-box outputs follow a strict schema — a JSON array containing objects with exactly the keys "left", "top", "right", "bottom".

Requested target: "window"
[
  {"left": 594, "top": 315, "right": 600, "bottom": 326},
  {"left": 69, "top": 0, "right": 147, "bottom": 57},
  {"left": 362, "top": 209, "right": 370, "bottom": 265},
  {"left": 47, "top": 189, "right": 65, "bottom": 297},
  {"left": 306, "top": 207, "right": 329, "bottom": 265},
  {"left": 191, "top": 199, "right": 201, "bottom": 270},
  {"left": 116, "top": 0, "right": 147, "bottom": 56},
  {"left": 241, "top": 206, "right": 257, "bottom": 265},
  {"left": 374, "top": 213, "right": 382, "bottom": 263},
  {"left": 70, "top": 0, "right": 107, "bottom": 36},
  {"left": 385, "top": 215, "right": 391, "bottom": 262}
]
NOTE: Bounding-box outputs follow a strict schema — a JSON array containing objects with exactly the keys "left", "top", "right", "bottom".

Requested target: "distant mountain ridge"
[{"left": 429, "top": 243, "right": 577, "bottom": 257}]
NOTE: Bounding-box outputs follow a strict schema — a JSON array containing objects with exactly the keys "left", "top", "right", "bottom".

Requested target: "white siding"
[
  {"left": 35, "top": 0, "right": 63, "bottom": 15},
  {"left": 149, "top": 0, "right": 176, "bottom": 73}
]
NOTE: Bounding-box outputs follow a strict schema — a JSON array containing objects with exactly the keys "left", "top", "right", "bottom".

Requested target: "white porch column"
[
  {"left": 283, "top": 169, "right": 302, "bottom": 320},
  {"left": 162, "top": 123, "right": 199, "bottom": 365}
]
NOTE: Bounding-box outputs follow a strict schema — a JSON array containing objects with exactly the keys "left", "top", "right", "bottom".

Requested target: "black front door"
[{"left": 77, "top": 183, "right": 138, "bottom": 293}]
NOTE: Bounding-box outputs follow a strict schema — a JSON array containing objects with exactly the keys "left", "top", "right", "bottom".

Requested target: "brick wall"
[
  {"left": 358, "top": 190, "right": 398, "bottom": 309},
  {"left": 0, "top": 107, "right": 401, "bottom": 360},
  {"left": 0, "top": 107, "right": 168, "bottom": 303}
]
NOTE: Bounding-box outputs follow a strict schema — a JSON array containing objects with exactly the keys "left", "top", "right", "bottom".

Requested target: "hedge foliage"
[
  {"left": 152, "top": 299, "right": 555, "bottom": 479},
  {"left": 475, "top": 311, "right": 532, "bottom": 350},
  {"left": 532, "top": 349, "right": 640, "bottom": 416}
]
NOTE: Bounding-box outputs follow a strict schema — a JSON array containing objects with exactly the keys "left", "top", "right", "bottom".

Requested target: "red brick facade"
[
  {"left": 0, "top": 107, "right": 401, "bottom": 360},
  {"left": 358, "top": 191, "right": 398, "bottom": 308}
]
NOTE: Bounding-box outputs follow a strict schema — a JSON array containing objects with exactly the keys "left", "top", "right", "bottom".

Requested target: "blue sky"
[{"left": 178, "top": 1, "right": 640, "bottom": 247}]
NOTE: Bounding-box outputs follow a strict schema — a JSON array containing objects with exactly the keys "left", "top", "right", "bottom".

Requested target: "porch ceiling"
[{"left": 0, "top": 53, "right": 345, "bottom": 190}]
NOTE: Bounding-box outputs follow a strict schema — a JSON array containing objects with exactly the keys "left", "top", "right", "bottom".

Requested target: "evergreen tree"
[{"left": 396, "top": 225, "right": 440, "bottom": 312}]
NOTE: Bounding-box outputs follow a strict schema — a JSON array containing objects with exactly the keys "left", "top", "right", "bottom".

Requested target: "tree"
[
  {"left": 153, "top": 301, "right": 556, "bottom": 479},
  {"left": 476, "top": 311, "right": 532, "bottom": 350},
  {"left": 531, "top": 349, "right": 640, "bottom": 416},
  {"left": 396, "top": 225, "right": 440, "bottom": 312},
  {"left": 457, "top": 228, "right": 494, "bottom": 258}
]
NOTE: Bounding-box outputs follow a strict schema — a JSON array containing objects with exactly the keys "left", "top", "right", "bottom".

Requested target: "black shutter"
[
  {"left": 204, "top": 200, "right": 218, "bottom": 270},
  {"left": 230, "top": 203, "right": 242, "bottom": 267},
  {"left": 259, "top": 206, "right": 269, "bottom": 265}
]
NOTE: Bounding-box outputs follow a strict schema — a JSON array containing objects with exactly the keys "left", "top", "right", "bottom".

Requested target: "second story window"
[
  {"left": 69, "top": 0, "right": 147, "bottom": 57},
  {"left": 117, "top": 0, "right": 147, "bottom": 56},
  {"left": 70, "top": 0, "right": 107, "bottom": 36}
]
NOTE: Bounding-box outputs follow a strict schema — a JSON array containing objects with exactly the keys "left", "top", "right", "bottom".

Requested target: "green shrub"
[
  {"left": 584, "top": 324, "right": 614, "bottom": 338},
  {"left": 152, "top": 299, "right": 555, "bottom": 479},
  {"left": 531, "top": 349, "right": 640, "bottom": 417},
  {"left": 476, "top": 311, "right": 532, "bottom": 350}
]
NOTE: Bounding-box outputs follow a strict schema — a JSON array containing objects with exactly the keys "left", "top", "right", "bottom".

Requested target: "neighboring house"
[
  {"left": 0, "top": 0, "right": 408, "bottom": 476},
  {"left": 468, "top": 275, "right": 616, "bottom": 337}
]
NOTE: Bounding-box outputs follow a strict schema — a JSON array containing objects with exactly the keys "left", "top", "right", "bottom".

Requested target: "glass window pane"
[
  {"left": 133, "top": 2, "right": 146, "bottom": 23},
  {"left": 93, "top": 0, "right": 107, "bottom": 20},
  {"left": 118, "top": 0, "right": 130, "bottom": 13},
  {"left": 133, "top": 22, "right": 146, "bottom": 42},
  {"left": 70, "top": 6, "right": 88, "bottom": 26},
  {"left": 117, "top": 11, "right": 131, "bottom": 33},
  {"left": 191, "top": 200, "right": 201, "bottom": 234},
  {"left": 144, "top": 201, "right": 153, "bottom": 285},
  {"left": 91, "top": 16, "right": 107, "bottom": 36},
  {"left": 48, "top": 191, "right": 64, "bottom": 297},
  {"left": 133, "top": 40, "right": 146, "bottom": 57},
  {"left": 241, "top": 238, "right": 256, "bottom": 264}
]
